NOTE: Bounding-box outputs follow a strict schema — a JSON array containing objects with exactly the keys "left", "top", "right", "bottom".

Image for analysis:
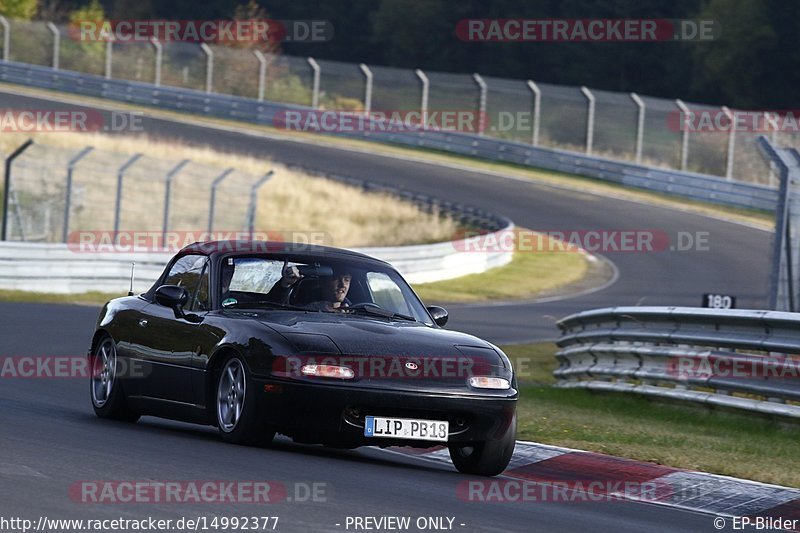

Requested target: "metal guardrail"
[
  {"left": 0, "top": 225, "right": 513, "bottom": 294},
  {"left": 0, "top": 60, "right": 778, "bottom": 212},
  {"left": 555, "top": 306, "right": 800, "bottom": 419},
  {"left": 0, "top": 163, "right": 513, "bottom": 292}
]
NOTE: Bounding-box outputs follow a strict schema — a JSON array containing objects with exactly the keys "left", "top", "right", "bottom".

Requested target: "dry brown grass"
[{"left": 0, "top": 132, "right": 460, "bottom": 247}]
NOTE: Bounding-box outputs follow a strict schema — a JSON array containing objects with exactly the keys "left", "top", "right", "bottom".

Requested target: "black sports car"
[{"left": 89, "top": 240, "right": 518, "bottom": 475}]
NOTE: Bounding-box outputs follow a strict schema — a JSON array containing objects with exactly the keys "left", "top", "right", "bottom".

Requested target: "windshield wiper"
[
  {"left": 347, "top": 304, "right": 417, "bottom": 322},
  {"left": 223, "top": 300, "right": 309, "bottom": 311}
]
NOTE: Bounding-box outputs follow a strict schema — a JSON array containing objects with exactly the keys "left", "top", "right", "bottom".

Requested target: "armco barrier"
[
  {"left": 0, "top": 61, "right": 778, "bottom": 212},
  {"left": 555, "top": 306, "right": 800, "bottom": 419},
  {"left": 0, "top": 225, "right": 514, "bottom": 294}
]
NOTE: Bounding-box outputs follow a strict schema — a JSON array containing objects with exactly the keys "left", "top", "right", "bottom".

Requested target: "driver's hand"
[{"left": 280, "top": 261, "right": 302, "bottom": 288}]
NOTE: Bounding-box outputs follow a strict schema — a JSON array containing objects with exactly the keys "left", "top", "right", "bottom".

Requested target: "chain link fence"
[
  {"left": 0, "top": 18, "right": 795, "bottom": 186},
  {"left": 2, "top": 141, "right": 265, "bottom": 244}
]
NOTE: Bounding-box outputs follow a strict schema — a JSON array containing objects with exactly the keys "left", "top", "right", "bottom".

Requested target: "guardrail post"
[
  {"left": 676, "top": 99, "right": 691, "bottom": 171},
  {"left": 104, "top": 40, "right": 113, "bottom": 79},
  {"left": 200, "top": 43, "right": 213, "bottom": 93},
  {"left": 113, "top": 153, "right": 143, "bottom": 243},
  {"left": 359, "top": 63, "right": 373, "bottom": 114},
  {"left": 47, "top": 22, "right": 60, "bottom": 70},
  {"left": 161, "top": 159, "right": 190, "bottom": 244},
  {"left": 208, "top": 168, "right": 234, "bottom": 234},
  {"left": 62, "top": 146, "right": 94, "bottom": 243},
  {"left": 150, "top": 38, "right": 162, "bottom": 87},
  {"left": 580, "top": 86, "right": 595, "bottom": 155},
  {"left": 473, "top": 73, "right": 487, "bottom": 135},
  {"left": 526, "top": 80, "right": 541, "bottom": 147},
  {"left": 757, "top": 136, "right": 793, "bottom": 310},
  {"left": 307, "top": 57, "right": 320, "bottom": 109},
  {"left": 247, "top": 171, "right": 274, "bottom": 235},
  {"left": 630, "top": 92, "right": 645, "bottom": 164},
  {"left": 2, "top": 139, "right": 33, "bottom": 241},
  {"left": 722, "top": 106, "right": 736, "bottom": 180},
  {"left": 415, "top": 69, "right": 429, "bottom": 128},
  {"left": 0, "top": 16, "right": 10, "bottom": 61},
  {"left": 253, "top": 50, "right": 267, "bottom": 101}
]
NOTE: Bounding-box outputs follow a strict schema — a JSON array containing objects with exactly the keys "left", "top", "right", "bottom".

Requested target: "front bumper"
[{"left": 254, "top": 378, "right": 517, "bottom": 448}]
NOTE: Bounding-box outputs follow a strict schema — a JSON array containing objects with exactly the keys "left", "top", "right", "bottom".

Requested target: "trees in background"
[{"left": 1, "top": 0, "right": 796, "bottom": 108}]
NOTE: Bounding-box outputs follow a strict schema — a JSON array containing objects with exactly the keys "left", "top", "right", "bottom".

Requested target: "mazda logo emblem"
[{"left": 405, "top": 362, "right": 418, "bottom": 370}]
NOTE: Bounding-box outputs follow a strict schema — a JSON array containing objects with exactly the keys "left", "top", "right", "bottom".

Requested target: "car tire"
[
  {"left": 215, "top": 354, "right": 275, "bottom": 446},
  {"left": 90, "top": 335, "right": 139, "bottom": 422},
  {"left": 448, "top": 413, "right": 516, "bottom": 476}
]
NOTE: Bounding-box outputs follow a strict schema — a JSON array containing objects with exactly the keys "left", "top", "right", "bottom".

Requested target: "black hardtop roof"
[{"left": 179, "top": 240, "right": 389, "bottom": 266}]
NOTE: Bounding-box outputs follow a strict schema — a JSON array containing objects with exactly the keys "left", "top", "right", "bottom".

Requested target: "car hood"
[
  {"left": 254, "top": 313, "right": 513, "bottom": 394},
  {"left": 257, "top": 313, "right": 494, "bottom": 357}
]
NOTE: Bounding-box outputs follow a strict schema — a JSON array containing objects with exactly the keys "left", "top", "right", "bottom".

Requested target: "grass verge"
[
  {"left": 412, "top": 230, "right": 592, "bottom": 303},
  {"left": 503, "top": 342, "right": 800, "bottom": 488},
  {"left": 0, "top": 289, "right": 119, "bottom": 305}
]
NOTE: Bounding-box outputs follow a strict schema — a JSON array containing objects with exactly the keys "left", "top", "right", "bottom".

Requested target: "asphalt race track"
[{"left": 0, "top": 89, "right": 773, "bottom": 532}]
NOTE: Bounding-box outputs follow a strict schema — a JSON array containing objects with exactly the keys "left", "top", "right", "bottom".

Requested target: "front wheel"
[
  {"left": 90, "top": 335, "right": 139, "bottom": 422},
  {"left": 216, "top": 355, "right": 274, "bottom": 446},
  {"left": 449, "top": 414, "right": 516, "bottom": 476}
]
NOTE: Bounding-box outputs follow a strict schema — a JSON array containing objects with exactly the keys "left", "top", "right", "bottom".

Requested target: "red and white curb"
[{"left": 393, "top": 441, "right": 800, "bottom": 524}]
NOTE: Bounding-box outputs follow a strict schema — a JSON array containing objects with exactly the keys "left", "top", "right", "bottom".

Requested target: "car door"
[{"left": 133, "top": 254, "right": 214, "bottom": 405}]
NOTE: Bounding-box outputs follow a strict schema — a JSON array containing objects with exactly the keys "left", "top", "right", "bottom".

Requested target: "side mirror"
[
  {"left": 426, "top": 305, "right": 449, "bottom": 327},
  {"left": 155, "top": 285, "right": 201, "bottom": 322}
]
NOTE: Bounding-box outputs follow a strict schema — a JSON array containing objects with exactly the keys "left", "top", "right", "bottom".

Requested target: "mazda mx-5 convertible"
[{"left": 88, "top": 240, "right": 517, "bottom": 475}]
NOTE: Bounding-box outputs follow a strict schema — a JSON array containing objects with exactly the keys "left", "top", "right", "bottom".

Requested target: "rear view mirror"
[
  {"left": 426, "top": 306, "right": 449, "bottom": 327},
  {"left": 155, "top": 285, "right": 201, "bottom": 323},
  {"left": 155, "top": 285, "right": 187, "bottom": 308},
  {"left": 297, "top": 264, "right": 334, "bottom": 277}
]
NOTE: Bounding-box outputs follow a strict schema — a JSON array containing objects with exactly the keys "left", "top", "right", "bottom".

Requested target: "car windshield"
[{"left": 219, "top": 255, "right": 430, "bottom": 323}]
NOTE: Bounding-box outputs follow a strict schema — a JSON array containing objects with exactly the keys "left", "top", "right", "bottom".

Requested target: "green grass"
[
  {"left": 412, "top": 231, "right": 589, "bottom": 303},
  {"left": 503, "top": 342, "right": 800, "bottom": 488},
  {"left": 0, "top": 289, "right": 118, "bottom": 305}
]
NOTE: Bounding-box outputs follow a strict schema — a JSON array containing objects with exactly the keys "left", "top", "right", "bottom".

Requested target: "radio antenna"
[{"left": 128, "top": 261, "right": 136, "bottom": 296}]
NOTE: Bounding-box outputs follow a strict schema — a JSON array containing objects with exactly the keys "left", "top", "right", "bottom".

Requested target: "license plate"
[{"left": 364, "top": 416, "right": 449, "bottom": 442}]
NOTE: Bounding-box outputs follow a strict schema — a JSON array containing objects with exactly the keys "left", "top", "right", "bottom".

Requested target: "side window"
[
  {"left": 366, "top": 272, "right": 409, "bottom": 314},
  {"left": 164, "top": 254, "right": 208, "bottom": 310}
]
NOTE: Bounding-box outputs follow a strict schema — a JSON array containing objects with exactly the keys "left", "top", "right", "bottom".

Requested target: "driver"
[
  {"left": 311, "top": 268, "right": 352, "bottom": 311},
  {"left": 265, "top": 262, "right": 353, "bottom": 311}
]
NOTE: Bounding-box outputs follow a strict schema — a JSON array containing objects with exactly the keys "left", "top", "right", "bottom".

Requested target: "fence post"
[
  {"left": 200, "top": 43, "right": 213, "bottom": 93},
  {"left": 150, "top": 38, "right": 162, "bottom": 87},
  {"left": 415, "top": 69, "right": 429, "bottom": 128},
  {"left": 104, "top": 40, "right": 112, "bottom": 79},
  {"left": 359, "top": 63, "right": 373, "bottom": 114},
  {"left": 307, "top": 57, "right": 320, "bottom": 109},
  {"left": 722, "top": 106, "right": 736, "bottom": 180},
  {"left": 0, "top": 16, "right": 10, "bottom": 61},
  {"left": 62, "top": 147, "right": 94, "bottom": 243},
  {"left": 630, "top": 92, "right": 645, "bottom": 165},
  {"left": 526, "top": 80, "right": 541, "bottom": 147},
  {"left": 47, "top": 22, "right": 60, "bottom": 70},
  {"left": 247, "top": 171, "right": 274, "bottom": 235},
  {"left": 113, "top": 153, "right": 143, "bottom": 243},
  {"left": 676, "top": 99, "right": 691, "bottom": 171},
  {"left": 253, "top": 50, "right": 267, "bottom": 101},
  {"left": 766, "top": 112, "right": 779, "bottom": 186},
  {"left": 208, "top": 168, "right": 235, "bottom": 234},
  {"left": 162, "top": 159, "right": 190, "bottom": 244},
  {"left": 473, "top": 73, "right": 487, "bottom": 135},
  {"left": 2, "top": 139, "right": 33, "bottom": 241},
  {"left": 580, "top": 86, "right": 595, "bottom": 155}
]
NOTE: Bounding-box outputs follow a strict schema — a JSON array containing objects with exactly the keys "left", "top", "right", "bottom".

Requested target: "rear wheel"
[
  {"left": 90, "top": 335, "right": 139, "bottom": 422},
  {"left": 216, "top": 355, "right": 275, "bottom": 446},
  {"left": 449, "top": 414, "right": 516, "bottom": 476}
]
